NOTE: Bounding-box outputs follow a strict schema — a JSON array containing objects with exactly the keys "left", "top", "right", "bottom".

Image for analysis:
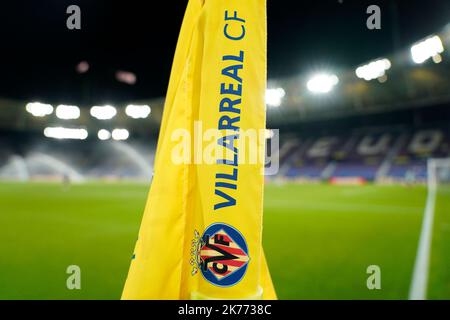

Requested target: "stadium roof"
[{"left": 0, "top": 0, "right": 449, "bottom": 105}]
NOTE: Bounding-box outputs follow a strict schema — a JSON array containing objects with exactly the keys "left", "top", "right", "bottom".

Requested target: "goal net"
[{"left": 428, "top": 159, "right": 450, "bottom": 191}]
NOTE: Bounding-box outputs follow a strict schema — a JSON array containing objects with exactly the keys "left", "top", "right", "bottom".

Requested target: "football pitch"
[{"left": 0, "top": 181, "right": 449, "bottom": 300}]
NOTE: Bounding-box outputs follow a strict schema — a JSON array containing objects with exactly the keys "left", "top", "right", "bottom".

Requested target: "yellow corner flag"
[{"left": 122, "top": 0, "right": 276, "bottom": 300}]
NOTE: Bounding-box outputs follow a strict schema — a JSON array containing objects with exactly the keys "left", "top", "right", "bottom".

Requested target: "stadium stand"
[
  {"left": 1, "top": 113, "right": 449, "bottom": 183},
  {"left": 0, "top": 135, "right": 156, "bottom": 181},
  {"left": 278, "top": 126, "right": 450, "bottom": 182}
]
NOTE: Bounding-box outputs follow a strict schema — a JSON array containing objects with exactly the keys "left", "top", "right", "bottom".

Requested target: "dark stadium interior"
[
  {"left": 1, "top": 0, "right": 450, "bottom": 301},
  {"left": 1, "top": 1, "right": 450, "bottom": 183},
  {"left": 0, "top": 0, "right": 449, "bottom": 103}
]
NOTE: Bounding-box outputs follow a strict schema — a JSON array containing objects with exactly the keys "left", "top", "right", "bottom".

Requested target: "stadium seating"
[
  {"left": 0, "top": 136, "right": 156, "bottom": 181},
  {"left": 277, "top": 127, "right": 450, "bottom": 182},
  {"left": 0, "top": 126, "right": 449, "bottom": 183}
]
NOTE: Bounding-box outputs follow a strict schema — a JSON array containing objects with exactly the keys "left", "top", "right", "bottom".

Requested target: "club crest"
[{"left": 191, "top": 223, "right": 249, "bottom": 287}]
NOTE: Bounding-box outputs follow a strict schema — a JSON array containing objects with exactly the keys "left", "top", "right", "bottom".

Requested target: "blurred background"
[{"left": 0, "top": 0, "right": 449, "bottom": 299}]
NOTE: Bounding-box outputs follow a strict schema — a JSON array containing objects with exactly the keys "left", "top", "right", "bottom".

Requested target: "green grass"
[
  {"left": 428, "top": 186, "right": 450, "bottom": 299},
  {"left": 264, "top": 183, "right": 425, "bottom": 299},
  {"left": 0, "top": 182, "right": 146, "bottom": 299},
  {"left": 0, "top": 181, "right": 448, "bottom": 299}
]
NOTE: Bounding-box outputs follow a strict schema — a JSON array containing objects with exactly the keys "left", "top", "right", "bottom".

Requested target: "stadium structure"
[
  {"left": 1, "top": 3, "right": 450, "bottom": 302},
  {"left": 1, "top": 28, "right": 449, "bottom": 185}
]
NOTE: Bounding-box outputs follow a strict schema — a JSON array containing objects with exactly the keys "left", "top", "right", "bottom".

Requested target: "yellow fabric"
[{"left": 122, "top": 0, "right": 275, "bottom": 300}]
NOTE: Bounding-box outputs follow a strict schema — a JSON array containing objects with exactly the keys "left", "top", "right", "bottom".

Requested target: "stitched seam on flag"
[
  {"left": 178, "top": 7, "right": 204, "bottom": 297},
  {"left": 178, "top": 59, "right": 192, "bottom": 298}
]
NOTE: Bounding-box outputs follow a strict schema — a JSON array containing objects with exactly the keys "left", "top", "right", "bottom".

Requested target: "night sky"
[{"left": 0, "top": 0, "right": 449, "bottom": 105}]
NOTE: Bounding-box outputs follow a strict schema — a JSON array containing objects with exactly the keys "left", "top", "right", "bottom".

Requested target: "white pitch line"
[{"left": 408, "top": 183, "right": 437, "bottom": 300}]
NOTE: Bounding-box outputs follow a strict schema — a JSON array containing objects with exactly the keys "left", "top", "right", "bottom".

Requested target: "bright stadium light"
[
  {"left": 265, "top": 88, "right": 285, "bottom": 107},
  {"left": 112, "top": 128, "right": 129, "bottom": 141},
  {"left": 355, "top": 58, "right": 391, "bottom": 81},
  {"left": 90, "top": 105, "right": 117, "bottom": 120},
  {"left": 433, "top": 54, "right": 443, "bottom": 64},
  {"left": 411, "top": 35, "right": 444, "bottom": 64},
  {"left": 43, "top": 127, "right": 88, "bottom": 140},
  {"left": 116, "top": 70, "right": 137, "bottom": 85},
  {"left": 97, "top": 129, "right": 111, "bottom": 141},
  {"left": 307, "top": 73, "right": 339, "bottom": 94},
  {"left": 55, "top": 105, "right": 80, "bottom": 120},
  {"left": 76, "top": 61, "right": 90, "bottom": 74},
  {"left": 264, "top": 129, "right": 275, "bottom": 139},
  {"left": 25, "top": 102, "right": 53, "bottom": 117},
  {"left": 125, "top": 104, "right": 151, "bottom": 119}
]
